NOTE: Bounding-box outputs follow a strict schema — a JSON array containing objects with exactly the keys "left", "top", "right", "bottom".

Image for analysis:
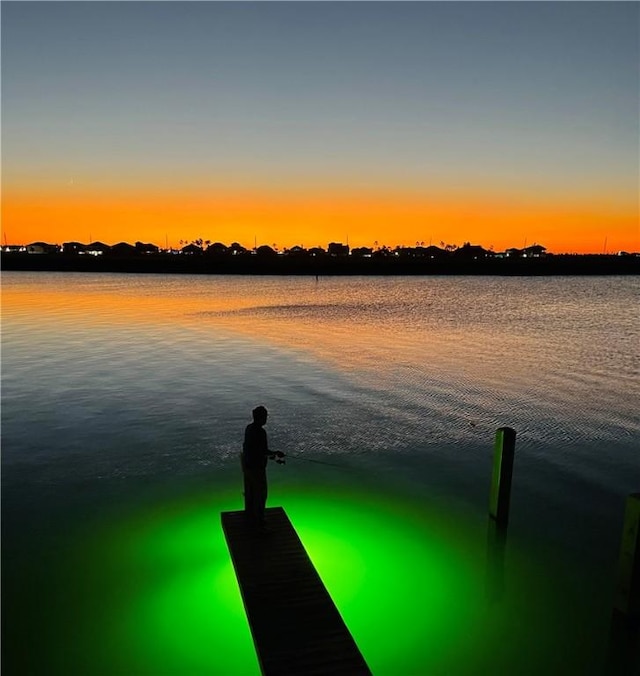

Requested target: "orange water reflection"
[{"left": 4, "top": 272, "right": 612, "bottom": 405}]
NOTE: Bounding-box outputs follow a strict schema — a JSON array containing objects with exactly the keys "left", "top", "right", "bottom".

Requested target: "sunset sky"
[{"left": 2, "top": 2, "right": 638, "bottom": 253}]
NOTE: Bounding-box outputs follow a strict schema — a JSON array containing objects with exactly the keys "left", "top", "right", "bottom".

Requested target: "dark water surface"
[{"left": 2, "top": 272, "right": 638, "bottom": 674}]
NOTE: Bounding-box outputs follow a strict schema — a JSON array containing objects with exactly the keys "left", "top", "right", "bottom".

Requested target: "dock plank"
[{"left": 221, "top": 507, "right": 371, "bottom": 676}]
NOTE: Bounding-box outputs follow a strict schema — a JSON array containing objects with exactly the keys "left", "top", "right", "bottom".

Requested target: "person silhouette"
[{"left": 241, "top": 405, "right": 284, "bottom": 528}]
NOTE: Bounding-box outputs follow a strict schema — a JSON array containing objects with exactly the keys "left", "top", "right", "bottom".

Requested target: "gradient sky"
[{"left": 2, "top": 1, "right": 638, "bottom": 252}]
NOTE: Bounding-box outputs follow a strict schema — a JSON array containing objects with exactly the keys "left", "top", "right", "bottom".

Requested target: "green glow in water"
[
  {"left": 64, "top": 484, "right": 487, "bottom": 675},
  {"left": 88, "top": 490, "right": 260, "bottom": 675},
  {"left": 49, "top": 480, "right": 601, "bottom": 675},
  {"left": 284, "top": 488, "right": 484, "bottom": 674}
]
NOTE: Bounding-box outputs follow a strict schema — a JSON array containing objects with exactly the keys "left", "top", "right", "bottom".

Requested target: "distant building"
[
  {"left": 180, "top": 243, "right": 203, "bottom": 255},
  {"left": 328, "top": 242, "right": 349, "bottom": 256},
  {"left": 351, "top": 247, "right": 373, "bottom": 258},
  {"left": 205, "top": 242, "right": 229, "bottom": 256},
  {"left": 453, "top": 243, "right": 488, "bottom": 259},
  {"left": 135, "top": 241, "right": 159, "bottom": 255},
  {"left": 395, "top": 245, "right": 445, "bottom": 259},
  {"left": 86, "top": 241, "right": 111, "bottom": 256},
  {"left": 27, "top": 242, "right": 59, "bottom": 254},
  {"left": 523, "top": 245, "right": 547, "bottom": 258},
  {"left": 256, "top": 244, "right": 277, "bottom": 257},
  {"left": 372, "top": 246, "right": 393, "bottom": 258},
  {"left": 63, "top": 241, "right": 86, "bottom": 255},
  {"left": 423, "top": 245, "right": 447, "bottom": 259},
  {"left": 286, "top": 245, "right": 306, "bottom": 256},
  {"left": 111, "top": 242, "right": 137, "bottom": 256},
  {"left": 229, "top": 242, "right": 247, "bottom": 256},
  {"left": 394, "top": 247, "right": 413, "bottom": 258}
]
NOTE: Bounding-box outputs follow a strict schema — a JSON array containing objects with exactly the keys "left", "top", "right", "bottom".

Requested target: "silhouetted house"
[
  {"left": 351, "top": 247, "right": 373, "bottom": 258},
  {"left": 26, "top": 242, "right": 43, "bottom": 254},
  {"left": 205, "top": 242, "right": 229, "bottom": 256},
  {"left": 397, "top": 245, "right": 444, "bottom": 259},
  {"left": 229, "top": 242, "right": 248, "bottom": 256},
  {"left": 372, "top": 246, "right": 393, "bottom": 258},
  {"left": 523, "top": 244, "right": 547, "bottom": 258},
  {"left": 308, "top": 246, "right": 326, "bottom": 257},
  {"left": 453, "top": 243, "right": 488, "bottom": 260},
  {"left": 424, "top": 245, "right": 447, "bottom": 259},
  {"left": 86, "top": 241, "right": 111, "bottom": 256},
  {"left": 286, "top": 245, "right": 307, "bottom": 257},
  {"left": 111, "top": 242, "right": 137, "bottom": 257},
  {"left": 135, "top": 241, "right": 159, "bottom": 255},
  {"left": 328, "top": 242, "right": 349, "bottom": 256},
  {"left": 505, "top": 248, "right": 522, "bottom": 258},
  {"left": 180, "top": 243, "right": 203, "bottom": 255},
  {"left": 27, "top": 242, "right": 59, "bottom": 254},
  {"left": 63, "top": 242, "right": 87, "bottom": 255},
  {"left": 256, "top": 245, "right": 277, "bottom": 257}
]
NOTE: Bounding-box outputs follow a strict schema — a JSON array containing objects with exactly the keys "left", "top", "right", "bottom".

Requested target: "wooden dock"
[{"left": 221, "top": 507, "right": 372, "bottom": 675}]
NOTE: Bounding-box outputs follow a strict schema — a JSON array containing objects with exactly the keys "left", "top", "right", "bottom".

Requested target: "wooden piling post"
[
  {"left": 485, "top": 517, "right": 508, "bottom": 603},
  {"left": 614, "top": 493, "right": 640, "bottom": 619},
  {"left": 489, "top": 427, "right": 516, "bottom": 528}
]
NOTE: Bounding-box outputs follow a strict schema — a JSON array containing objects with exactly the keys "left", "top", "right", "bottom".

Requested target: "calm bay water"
[{"left": 2, "top": 272, "right": 638, "bottom": 675}]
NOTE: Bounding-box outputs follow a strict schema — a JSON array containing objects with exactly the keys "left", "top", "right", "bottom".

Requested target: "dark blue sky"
[{"left": 4, "top": 2, "right": 637, "bottom": 188}]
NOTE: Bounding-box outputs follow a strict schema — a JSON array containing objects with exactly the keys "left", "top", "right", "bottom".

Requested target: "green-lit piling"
[
  {"left": 485, "top": 518, "right": 508, "bottom": 604},
  {"left": 615, "top": 493, "right": 640, "bottom": 619},
  {"left": 489, "top": 427, "right": 517, "bottom": 528},
  {"left": 606, "top": 494, "right": 640, "bottom": 674}
]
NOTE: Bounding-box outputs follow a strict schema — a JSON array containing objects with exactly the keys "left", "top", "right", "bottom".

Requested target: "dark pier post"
[
  {"left": 488, "top": 427, "right": 516, "bottom": 528},
  {"left": 485, "top": 518, "right": 508, "bottom": 603},
  {"left": 605, "top": 493, "right": 640, "bottom": 674},
  {"left": 485, "top": 428, "right": 516, "bottom": 600},
  {"left": 614, "top": 493, "right": 640, "bottom": 619}
]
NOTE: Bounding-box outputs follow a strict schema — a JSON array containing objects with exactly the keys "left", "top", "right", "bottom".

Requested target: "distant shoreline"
[{"left": 2, "top": 252, "right": 638, "bottom": 276}]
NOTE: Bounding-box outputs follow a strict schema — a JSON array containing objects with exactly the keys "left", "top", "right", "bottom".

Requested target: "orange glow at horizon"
[{"left": 2, "top": 185, "right": 638, "bottom": 254}]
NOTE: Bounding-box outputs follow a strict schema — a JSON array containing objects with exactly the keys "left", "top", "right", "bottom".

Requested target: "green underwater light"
[
  {"left": 92, "top": 489, "right": 261, "bottom": 676},
  {"left": 281, "top": 487, "right": 484, "bottom": 675},
  {"left": 65, "top": 482, "right": 488, "bottom": 675},
  {"left": 48, "top": 478, "right": 587, "bottom": 675}
]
